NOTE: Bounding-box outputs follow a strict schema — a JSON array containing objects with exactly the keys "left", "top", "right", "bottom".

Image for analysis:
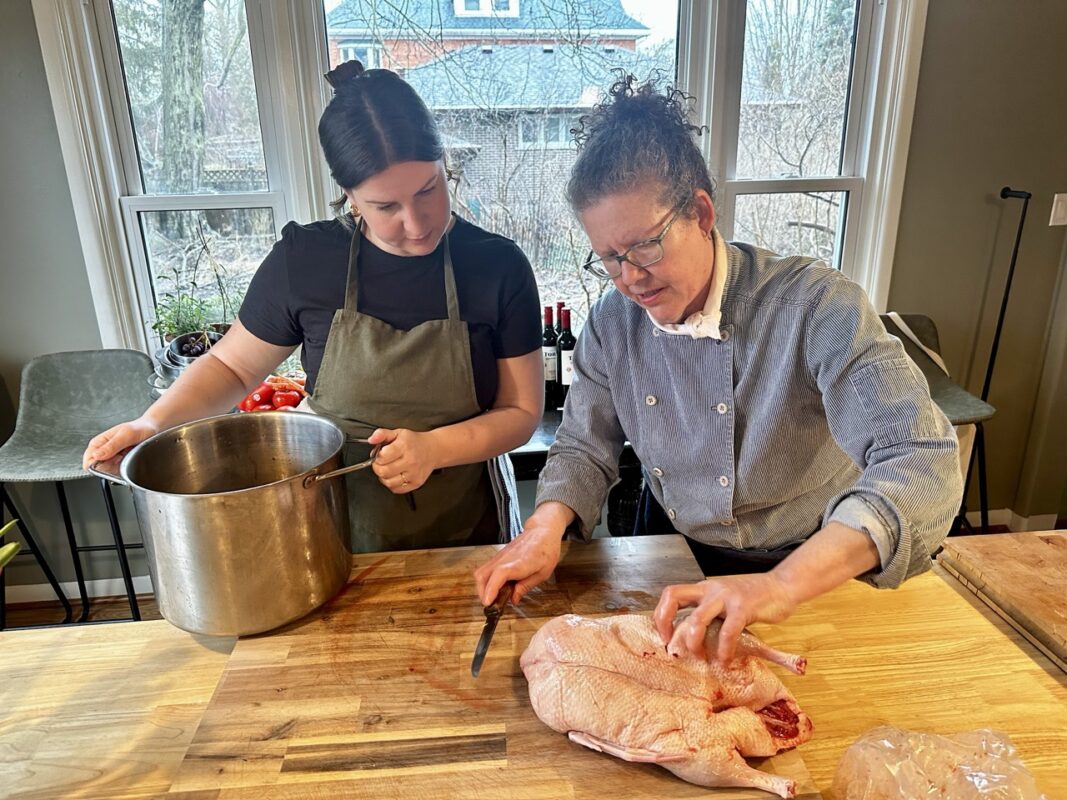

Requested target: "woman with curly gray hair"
[{"left": 476, "top": 75, "right": 962, "bottom": 665}]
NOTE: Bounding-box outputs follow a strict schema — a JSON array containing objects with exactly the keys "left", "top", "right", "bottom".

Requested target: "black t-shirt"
[{"left": 239, "top": 216, "right": 541, "bottom": 409}]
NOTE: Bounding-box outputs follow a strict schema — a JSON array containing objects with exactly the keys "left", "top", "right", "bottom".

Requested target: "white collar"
[{"left": 647, "top": 227, "right": 728, "bottom": 340}]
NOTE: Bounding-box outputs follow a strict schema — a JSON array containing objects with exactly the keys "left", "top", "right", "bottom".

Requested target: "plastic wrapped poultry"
[{"left": 832, "top": 726, "right": 1048, "bottom": 800}]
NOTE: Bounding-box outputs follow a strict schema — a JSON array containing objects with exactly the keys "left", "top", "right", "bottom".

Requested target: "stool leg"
[
  {"left": 976, "top": 423, "right": 989, "bottom": 534},
  {"left": 955, "top": 423, "right": 982, "bottom": 536},
  {"left": 56, "top": 482, "right": 90, "bottom": 622},
  {"left": 100, "top": 479, "right": 140, "bottom": 621},
  {"left": 1, "top": 483, "right": 73, "bottom": 624}
]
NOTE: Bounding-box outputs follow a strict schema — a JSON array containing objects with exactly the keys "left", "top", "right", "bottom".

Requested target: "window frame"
[
  {"left": 338, "top": 41, "right": 381, "bottom": 68},
  {"left": 454, "top": 0, "right": 520, "bottom": 18},
  {"left": 678, "top": 0, "right": 930, "bottom": 309},
  {"left": 31, "top": 0, "right": 331, "bottom": 350},
  {"left": 32, "top": 0, "right": 928, "bottom": 350},
  {"left": 517, "top": 113, "right": 580, "bottom": 151}
]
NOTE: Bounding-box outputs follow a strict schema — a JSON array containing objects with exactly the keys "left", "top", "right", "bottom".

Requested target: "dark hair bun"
[
  {"left": 567, "top": 72, "right": 715, "bottom": 212},
  {"left": 324, "top": 59, "right": 366, "bottom": 91}
]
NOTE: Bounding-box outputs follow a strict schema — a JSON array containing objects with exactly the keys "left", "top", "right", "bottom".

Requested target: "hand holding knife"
[{"left": 470, "top": 580, "right": 515, "bottom": 678}]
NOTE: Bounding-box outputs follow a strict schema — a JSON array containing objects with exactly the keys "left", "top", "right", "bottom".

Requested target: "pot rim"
[{"left": 118, "top": 411, "right": 347, "bottom": 498}]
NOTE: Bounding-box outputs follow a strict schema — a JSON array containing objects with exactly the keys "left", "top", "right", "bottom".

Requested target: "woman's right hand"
[
  {"left": 82, "top": 418, "right": 161, "bottom": 470},
  {"left": 473, "top": 501, "right": 573, "bottom": 606}
]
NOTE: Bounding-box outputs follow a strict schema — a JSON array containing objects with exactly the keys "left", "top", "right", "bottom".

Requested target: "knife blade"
[{"left": 470, "top": 581, "right": 515, "bottom": 678}]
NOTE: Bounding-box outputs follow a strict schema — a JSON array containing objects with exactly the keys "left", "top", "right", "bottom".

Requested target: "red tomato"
[
  {"left": 238, "top": 396, "right": 257, "bottom": 412},
  {"left": 254, "top": 403, "right": 275, "bottom": 411},
  {"left": 271, "top": 390, "right": 302, "bottom": 409},
  {"left": 250, "top": 382, "right": 275, "bottom": 404}
]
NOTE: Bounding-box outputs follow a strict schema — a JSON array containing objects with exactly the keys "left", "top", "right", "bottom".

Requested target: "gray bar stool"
[
  {"left": 880, "top": 314, "right": 996, "bottom": 534},
  {"left": 0, "top": 350, "right": 155, "bottom": 627}
]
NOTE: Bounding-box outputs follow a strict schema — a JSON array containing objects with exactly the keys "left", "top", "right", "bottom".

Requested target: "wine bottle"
[
  {"left": 557, "top": 308, "right": 576, "bottom": 407},
  {"left": 555, "top": 301, "right": 566, "bottom": 334},
  {"left": 542, "top": 305, "right": 558, "bottom": 409}
]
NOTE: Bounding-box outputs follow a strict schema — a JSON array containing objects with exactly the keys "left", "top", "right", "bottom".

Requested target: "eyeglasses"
[{"left": 581, "top": 205, "right": 684, "bottom": 280}]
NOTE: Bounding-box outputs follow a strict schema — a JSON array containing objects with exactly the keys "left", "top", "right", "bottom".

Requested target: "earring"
[{"left": 350, "top": 205, "right": 360, "bottom": 219}]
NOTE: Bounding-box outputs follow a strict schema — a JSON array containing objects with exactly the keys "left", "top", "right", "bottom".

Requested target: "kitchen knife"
[{"left": 470, "top": 581, "right": 515, "bottom": 678}]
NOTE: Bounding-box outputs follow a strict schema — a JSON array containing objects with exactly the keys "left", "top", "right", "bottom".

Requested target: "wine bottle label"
[
  {"left": 560, "top": 350, "right": 575, "bottom": 385},
  {"left": 542, "top": 346, "right": 558, "bottom": 381}
]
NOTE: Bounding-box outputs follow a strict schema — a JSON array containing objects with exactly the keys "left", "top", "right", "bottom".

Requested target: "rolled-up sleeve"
[
  {"left": 535, "top": 308, "right": 627, "bottom": 540},
  {"left": 805, "top": 275, "right": 963, "bottom": 588}
]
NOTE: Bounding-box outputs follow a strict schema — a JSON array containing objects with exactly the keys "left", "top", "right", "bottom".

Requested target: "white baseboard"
[
  {"left": 1009, "top": 512, "right": 1059, "bottom": 532},
  {"left": 964, "top": 508, "right": 1059, "bottom": 532},
  {"left": 6, "top": 574, "right": 154, "bottom": 604}
]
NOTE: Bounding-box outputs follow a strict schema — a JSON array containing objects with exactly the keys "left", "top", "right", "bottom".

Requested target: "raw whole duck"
[{"left": 520, "top": 614, "right": 813, "bottom": 798}]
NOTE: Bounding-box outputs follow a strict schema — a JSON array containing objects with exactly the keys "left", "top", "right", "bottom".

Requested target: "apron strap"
[
  {"left": 343, "top": 216, "right": 462, "bottom": 322},
  {"left": 441, "top": 239, "right": 461, "bottom": 322},
  {"left": 343, "top": 221, "right": 363, "bottom": 313}
]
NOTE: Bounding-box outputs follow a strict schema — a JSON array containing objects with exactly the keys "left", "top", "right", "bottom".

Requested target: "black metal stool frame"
[
  {"left": 0, "top": 483, "right": 74, "bottom": 628},
  {"left": 0, "top": 479, "right": 141, "bottom": 628}
]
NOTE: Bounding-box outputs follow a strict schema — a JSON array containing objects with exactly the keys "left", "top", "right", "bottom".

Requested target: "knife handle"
[{"left": 486, "top": 581, "right": 515, "bottom": 616}]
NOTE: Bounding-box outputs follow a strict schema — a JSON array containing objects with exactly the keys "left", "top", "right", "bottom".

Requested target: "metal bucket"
[{"left": 91, "top": 412, "right": 369, "bottom": 636}]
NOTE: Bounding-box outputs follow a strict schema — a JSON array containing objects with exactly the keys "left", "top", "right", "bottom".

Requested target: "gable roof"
[
  {"left": 404, "top": 42, "right": 672, "bottom": 110},
  {"left": 327, "top": 0, "right": 648, "bottom": 40}
]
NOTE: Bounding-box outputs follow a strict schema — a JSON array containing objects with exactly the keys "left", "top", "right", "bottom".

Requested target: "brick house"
[{"left": 325, "top": 0, "right": 648, "bottom": 70}]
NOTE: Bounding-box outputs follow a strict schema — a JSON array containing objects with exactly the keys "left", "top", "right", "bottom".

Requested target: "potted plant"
[{"left": 150, "top": 220, "right": 239, "bottom": 346}]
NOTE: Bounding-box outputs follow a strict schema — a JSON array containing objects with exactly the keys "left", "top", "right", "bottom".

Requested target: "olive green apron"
[{"left": 307, "top": 222, "right": 496, "bottom": 553}]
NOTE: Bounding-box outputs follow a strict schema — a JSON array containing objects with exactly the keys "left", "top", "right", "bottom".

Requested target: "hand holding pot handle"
[
  {"left": 88, "top": 454, "right": 128, "bottom": 485},
  {"left": 303, "top": 438, "right": 381, "bottom": 487}
]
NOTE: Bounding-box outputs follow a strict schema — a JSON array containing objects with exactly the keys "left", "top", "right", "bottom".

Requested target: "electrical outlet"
[{"left": 1050, "top": 193, "right": 1067, "bottom": 226}]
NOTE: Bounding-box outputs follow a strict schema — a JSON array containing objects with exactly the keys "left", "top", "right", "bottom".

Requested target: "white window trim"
[
  {"left": 454, "top": 0, "right": 520, "bottom": 19},
  {"left": 517, "top": 114, "right": 577, "bottom": 150},
  {"left": 32, "top": 0, "right": 146, "bottom": 350},
  {"left": 338, "top": 42, "right": 381, "bottom": 68},
  {"left": 679, "top": 0, "right": 929, "bottom": 312},
  {"left": 35, "top": 0, "right": 924, "bottom": 351},
  {"left": 31, "top": 0, "right": 328, "bottom": 351}
]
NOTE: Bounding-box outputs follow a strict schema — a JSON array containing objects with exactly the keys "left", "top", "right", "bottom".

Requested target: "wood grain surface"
[
  {"left": 166, "top": 534, "right": 819, "bottom": 799},
  {"left": 937, "top": 531, "right": 1067, "bottom": 670},
  {"left": 0, "top": 621, "right": 234, "bottom": 799},
  {"left": 2, "top": 534, "right": 1065, "bottom": 800}
]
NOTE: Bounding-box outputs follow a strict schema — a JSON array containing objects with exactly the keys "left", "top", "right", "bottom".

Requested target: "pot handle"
[
  {"left": 88, "top": 454, "right": 128, "bottom": 486},
  {"left": 303, "top": 439, "right": 380, "bottom": 487}
]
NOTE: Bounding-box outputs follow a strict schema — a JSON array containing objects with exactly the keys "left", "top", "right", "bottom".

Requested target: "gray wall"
[
  {"left": 889, "top": 0, "right": 1067, "bottom": 517},
  {"left": 1, "top": 0, "right": 145, "bottom": 590},
  {"left": 3, "top": 0, "right": 1066, "bottom": 594}
]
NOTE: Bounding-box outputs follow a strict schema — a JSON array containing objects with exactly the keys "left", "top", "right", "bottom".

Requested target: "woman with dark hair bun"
[
  {"left": 477, "top": 75, "right": 962, "bottom": 662},
  {"left": 85, "top": 61, "right": 543, "bottom": 553}
]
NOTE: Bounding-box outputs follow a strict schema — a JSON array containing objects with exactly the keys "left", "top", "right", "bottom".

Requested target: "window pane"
[
  {"left": 139, "top": 209, "right": 276, "bottom": 339},
  {"left": 733, "top": 191, "right": 847, "bottom": 265},
  {"left": 323, "top": 0, "right": 679, "bottom": 326},
  {"left": 519, "top": 116, "right": 540, "bottom": 145},
  {"left": 111, "top": 0, "right": 268, "bottom": 194},
  {"left": 736, "top": 0, "right": 857, "bottom": 179}
]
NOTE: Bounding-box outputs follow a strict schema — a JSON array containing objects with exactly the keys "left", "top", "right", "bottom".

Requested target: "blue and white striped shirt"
[{"left": 536, "top": 239, "right": 963, "bottom": 588}]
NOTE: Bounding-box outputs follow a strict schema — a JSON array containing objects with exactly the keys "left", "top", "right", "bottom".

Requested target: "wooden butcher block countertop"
[
  {"left": 2, "top": 534, "right": 1065, "bottom": 800},
  {"left": 937, "top": 530, "right": 1067, "bottom": 671}
]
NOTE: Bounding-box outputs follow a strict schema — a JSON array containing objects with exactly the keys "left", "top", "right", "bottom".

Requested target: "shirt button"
[
  {"left": 645, "top": 395, "right": 658, "bottom": 406},
  {"left": 667, "top": 508, "right": 677, "bottom": 521},
  {"left": 652, "top": 328, "right": 661, "bottom": 337},
  {"left": 719, "top": 518, "right": 734, "bottom": 526},
  {"left": 716, "top": 403, "right": 728, "bottom": 414},
  {"left": 651, "top": 467, "right": 664, "bottom": 477},
  {"left": 718, "top": 476, "right": 730, "bottom": 487},
  {"left": 719, "top": 329, "right": 731, "bottom": 342}
]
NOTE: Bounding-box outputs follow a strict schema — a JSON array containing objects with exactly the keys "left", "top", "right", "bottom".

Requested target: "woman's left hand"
[
  {"left": 652, "top": 573, "right": 798, "bottom": 665},
  {"left": 367, "top": 428, "right": 440, "bottom": 493}
]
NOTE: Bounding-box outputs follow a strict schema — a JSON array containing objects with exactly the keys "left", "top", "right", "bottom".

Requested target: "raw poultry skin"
[{"left": 520, "top": 614, "right": 813, "bottom": 798}]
